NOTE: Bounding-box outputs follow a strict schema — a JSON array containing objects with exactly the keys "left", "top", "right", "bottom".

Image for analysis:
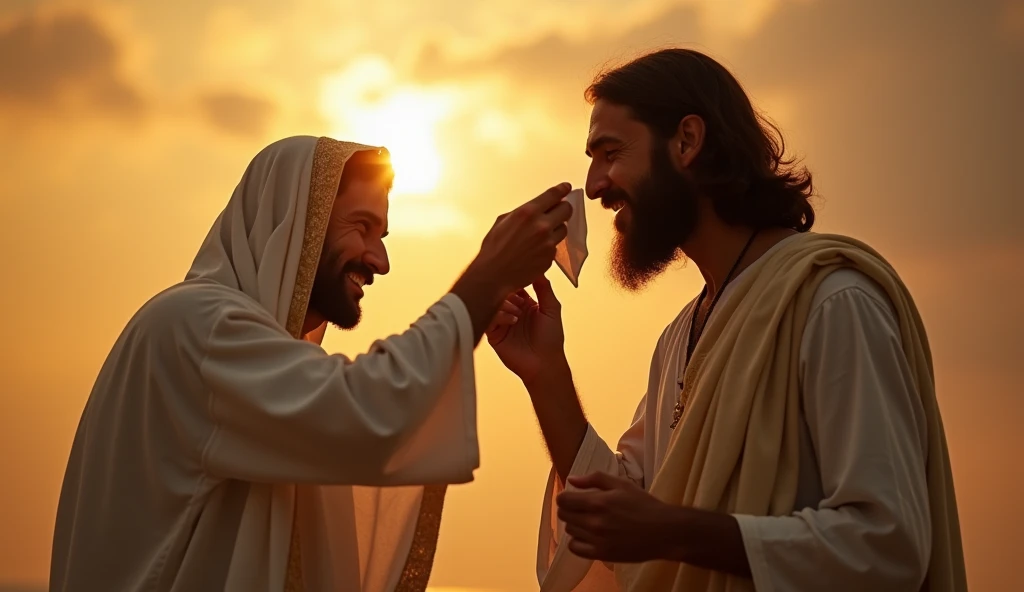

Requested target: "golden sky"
[{"left": 1, "top": 0, "right": 1022, "bottom": 590}]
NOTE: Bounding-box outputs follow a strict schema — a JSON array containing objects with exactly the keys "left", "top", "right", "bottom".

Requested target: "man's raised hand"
[{"left": 451, "top": 183, "right": 573, "bottom": 341}]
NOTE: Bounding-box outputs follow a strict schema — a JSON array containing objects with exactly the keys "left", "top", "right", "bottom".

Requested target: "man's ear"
[{"left": 668, "top": 114, "right": 705, "bottom": 171}]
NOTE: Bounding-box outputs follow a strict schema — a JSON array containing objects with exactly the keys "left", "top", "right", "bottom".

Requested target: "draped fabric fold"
[
  {"left": 612, "top": 233, "right": 966, "bottom": 592},
  {"left": 187, "top": 137, "right": 457, "bottom": 591}
]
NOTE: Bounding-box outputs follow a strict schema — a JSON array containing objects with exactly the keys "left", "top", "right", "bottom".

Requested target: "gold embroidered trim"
[
  {"left": 284, "top": 137, "right": 354, "bottom": 338},
  {"left": 284, "top": 137, "right": 354, "bottom": 592},
  {"left": 284, "top": 138, "right": 445, "bottom": 591},
  {"left": 394, "top": 485, "right": 448, "bottom": 592},
  {"left": 284, "top": 497, "right": 305, "bottom": 592}
]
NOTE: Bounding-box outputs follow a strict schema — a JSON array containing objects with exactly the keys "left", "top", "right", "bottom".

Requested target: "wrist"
[
  {"left": 450, "top": 262, "right": 508, "bottom": 342},
  {"left": 452, "top": 261, "right": 507, "bottom": 306},
  {"left": 654, "top": 505, "right": 750, "bottom": 578},
  {"left": 452, "top": 262, "right": 506, "bottom": 308},
  {"left": 522, "top": 353, "right": 571, "bottom": 391},
  {"left": 657, "top": 504, "right": 694, "bottom": 562}
]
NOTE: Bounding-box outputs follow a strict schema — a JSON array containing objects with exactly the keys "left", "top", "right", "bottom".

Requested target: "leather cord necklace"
[{"left": 670, "top": 229, "right": 760, "bottom": 429}]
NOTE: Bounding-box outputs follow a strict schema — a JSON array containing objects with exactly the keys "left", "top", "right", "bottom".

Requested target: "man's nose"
[
  {"left": 365, "top": 243, "right": 390, "bottom": 277},
  {"left": 585, "top": 164, "right": 610, "bottom": 201}
]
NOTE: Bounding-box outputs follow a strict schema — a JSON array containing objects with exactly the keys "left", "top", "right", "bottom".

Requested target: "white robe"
[
  {"left": 538, "top": 236, "right": 933, "bottom": 591},
  {"left": 51, "top": 136, "right": 477, "bottom": 591}
]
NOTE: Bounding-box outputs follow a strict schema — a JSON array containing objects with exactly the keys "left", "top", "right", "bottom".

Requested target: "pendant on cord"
[{"left": 669, "top": 380, "right": 685, "bottom": 429}]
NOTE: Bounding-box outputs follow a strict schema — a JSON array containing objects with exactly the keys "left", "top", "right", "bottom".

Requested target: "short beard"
[
  {"left": 610, "top": 141, "right": 700, "bottom": 292},
  {"left": 307, "top": 256, "right": 366, "bottom": 330}
]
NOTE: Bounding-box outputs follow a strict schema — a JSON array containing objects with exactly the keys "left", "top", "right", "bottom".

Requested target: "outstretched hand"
[
  {"left": 450, "top": 183, "right": 572, "bottom": 342},
  {"left": 556, "top": 472, "right": 677, "bottom": 563}
]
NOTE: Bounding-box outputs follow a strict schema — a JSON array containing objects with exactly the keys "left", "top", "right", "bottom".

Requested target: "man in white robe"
[
  {"left": 488, "top": 49, "right": 967, "bottom": 591},
  {"left": 50, "top": 135, "right": 574, "bottom": 591}
]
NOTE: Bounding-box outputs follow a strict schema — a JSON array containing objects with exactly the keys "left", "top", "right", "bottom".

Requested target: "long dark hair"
[{"left": 586, "top": 48, "right": 815, "bottom": 232}]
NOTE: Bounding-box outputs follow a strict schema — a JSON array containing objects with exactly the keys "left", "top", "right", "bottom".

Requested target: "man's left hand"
[{"left": 556, "top": 472, "right": 678, "bottom": 563}]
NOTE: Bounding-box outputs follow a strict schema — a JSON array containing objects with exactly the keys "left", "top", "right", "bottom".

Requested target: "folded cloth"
[{"left": 554, "top": 188, "right": 588, "bottom": 287}]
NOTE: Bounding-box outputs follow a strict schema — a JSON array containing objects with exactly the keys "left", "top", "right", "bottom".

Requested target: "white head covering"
[
  {"left": 186, "top": 135, "right": 378, "bottom": 338},
  {"left": 185, "top": 136, "right": 446, "bottom": 591}
]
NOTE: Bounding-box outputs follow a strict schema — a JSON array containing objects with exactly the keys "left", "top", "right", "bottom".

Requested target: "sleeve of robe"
[
  {"left": 196, "top": 292, "right": 479, "bottom": 486},
  {"left": 733, "top": 280, "right": 933, "bottom": 592},
  {"left": 535, "top": 353, "right": 656, "bottom": 591}
]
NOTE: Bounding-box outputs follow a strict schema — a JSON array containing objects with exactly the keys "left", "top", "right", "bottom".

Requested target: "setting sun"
[
  {"left": 0, "top": 1, "right": 1019, "bottom": 590},
  {"left": 320, "top": 55, "right": 454, "bottom": 196}
]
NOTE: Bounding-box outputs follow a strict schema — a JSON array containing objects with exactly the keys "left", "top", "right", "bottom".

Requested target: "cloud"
[
  {"left": 0, "top": 8, "right": 276, "bottom": 138},
  {"left": 727, "top": 0, "right": 1024, "bottom": 252},
  {"left": 0, "top": 10, "right": 145, "bottom": 119},
  {"left": 197, "top": 90, "right": 276, "bottom": 138},
  {"left": 411, "top": 3, "right": 707, "bottom": 113},
  {"left": 1002, "top": 0, "right": 1024, "bottom": 40},
  {"left": 410, "top": 0, "right": 1024, "bottom": 254},
  {"left": 899, "top": 244, "right": 1024, "bottom": 378}
]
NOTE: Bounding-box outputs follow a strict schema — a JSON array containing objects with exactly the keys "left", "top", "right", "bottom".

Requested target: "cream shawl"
[{"left": 615, "top": 233, "right": 967, "bottom": 592}]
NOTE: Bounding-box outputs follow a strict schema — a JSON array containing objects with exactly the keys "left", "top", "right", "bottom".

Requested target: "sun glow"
[{"left": 320, "top": 55, "right": 454, "bottom": 196}]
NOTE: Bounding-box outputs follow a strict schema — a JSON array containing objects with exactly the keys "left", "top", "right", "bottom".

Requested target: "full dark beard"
[
  {"left": 611, "top": 144, "right": 700, "bottom": 292},
  {"left": 307, "top": 256, "right": 367, "bottom": 330}
]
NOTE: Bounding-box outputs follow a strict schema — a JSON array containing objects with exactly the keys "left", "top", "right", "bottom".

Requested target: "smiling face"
[
  {"left": 307, "top": 153, "right": 393, "bottom": 330},
  {"left": 582, "top": 48, "right": 816, "bottom": 271},
  {"left": 585, "top": 100, "right": 703, "bottom": 291}
]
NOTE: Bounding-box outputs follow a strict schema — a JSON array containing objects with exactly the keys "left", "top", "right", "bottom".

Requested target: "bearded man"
[
  {"left": 51, "top": 136, "right": 574, "bottom": 591},
  {"left": 488, "top": 49, "right": 967, "bottom": 592}
]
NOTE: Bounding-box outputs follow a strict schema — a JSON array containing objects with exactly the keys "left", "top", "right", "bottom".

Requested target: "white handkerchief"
[{"left": 554, "top": 188, "right": 588, "bottom": 287}]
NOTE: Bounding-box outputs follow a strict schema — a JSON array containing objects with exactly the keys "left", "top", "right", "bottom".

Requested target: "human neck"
[
  {"left": 301, "top": 310, "right": 326, "bottom": 337},
  {"left": 681, "top": 215, "right": 796, "bottom": 300}
]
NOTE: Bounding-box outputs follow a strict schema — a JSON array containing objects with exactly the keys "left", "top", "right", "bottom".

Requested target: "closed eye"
[{"left": 360, "top": 220, "right": 389, "bottom": 240}]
